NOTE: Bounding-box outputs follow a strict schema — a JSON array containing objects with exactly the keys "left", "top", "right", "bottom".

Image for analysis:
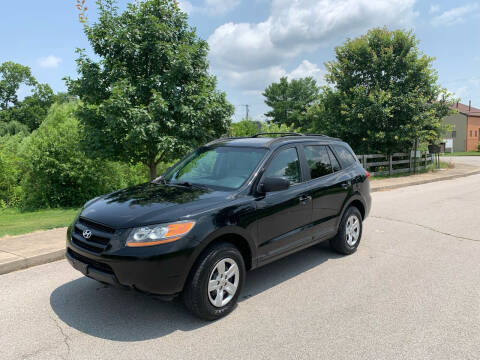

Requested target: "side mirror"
[{"left": 259, "top": 177, "right": 290, "bottom": 193}]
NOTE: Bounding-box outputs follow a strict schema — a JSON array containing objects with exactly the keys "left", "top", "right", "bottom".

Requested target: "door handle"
[
  {"left": 341, "top": 181, "right": 351, "bottom": 189},
  {"left": 299, "top": 195, "right": 312, "bottom": 204}
]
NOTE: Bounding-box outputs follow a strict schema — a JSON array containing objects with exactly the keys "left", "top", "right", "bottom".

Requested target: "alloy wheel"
[{"left": 208, "top": 258, "right": 240, "bottom": 308}]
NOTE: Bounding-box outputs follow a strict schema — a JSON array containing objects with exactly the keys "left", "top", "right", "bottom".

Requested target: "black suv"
[{"left": 66, "top": 133, "right": 371, "bottom": 320}]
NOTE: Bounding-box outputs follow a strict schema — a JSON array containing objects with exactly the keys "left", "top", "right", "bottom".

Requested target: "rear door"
[
  {"left": 301, "top": 144, "right": 350, "bottom": 239},
  {"left": 255, "top": 145, "right": 313, "bottom": 263}
]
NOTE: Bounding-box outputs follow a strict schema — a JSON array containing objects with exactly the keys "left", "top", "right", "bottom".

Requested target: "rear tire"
[
  {"left": 330, "top": 206, "right": 363, "bottom": 255},
  {"left": 183, "top": 242, "right": 245, "bottom": 321}
]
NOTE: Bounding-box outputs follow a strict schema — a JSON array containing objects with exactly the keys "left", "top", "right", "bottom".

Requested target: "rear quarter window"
[{"left": 332, "top": 144, "right": 358, "bottom": 168}]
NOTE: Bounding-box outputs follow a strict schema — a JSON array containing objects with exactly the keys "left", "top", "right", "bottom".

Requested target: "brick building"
[{"left": 443, "top": 102, "right": 480, "bottom": 152}]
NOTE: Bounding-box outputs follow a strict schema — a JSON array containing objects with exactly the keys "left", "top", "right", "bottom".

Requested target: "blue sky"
[{"left": 1, "top": 0, "right": 480, "bottom": 121}]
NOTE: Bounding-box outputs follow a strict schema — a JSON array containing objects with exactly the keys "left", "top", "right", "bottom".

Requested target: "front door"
[
  {"left": 255, "top": 146, "right": 313, "bottom": 264},
  {"left": 302, "top": 144, "right": 350, "bottom": 239}
]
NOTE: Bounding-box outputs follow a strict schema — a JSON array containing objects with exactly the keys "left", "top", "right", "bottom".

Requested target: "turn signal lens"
[
  {"left": 365, "top": 170, "right": 370, "bottom": 178},
  {"left": 126, "top": 221, "right": 196, "bottom": 247}
]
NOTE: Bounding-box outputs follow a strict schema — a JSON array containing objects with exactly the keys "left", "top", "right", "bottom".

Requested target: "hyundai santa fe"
[{"left": 66, "top": 133, "right": 371, "bottom": 320}]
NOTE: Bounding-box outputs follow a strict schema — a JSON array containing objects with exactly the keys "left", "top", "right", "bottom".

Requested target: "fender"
[
  {"left": 177, "top": 224, "right": 257, "bottom": 290},
  {"left": 335, "top": 192, "right": 367, "bottom": 230}
]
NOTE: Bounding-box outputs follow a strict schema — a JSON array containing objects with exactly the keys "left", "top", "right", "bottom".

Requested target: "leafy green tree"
[
  {"left": 229, "top": 119, "right": 261, "bottom": 137},
  {"left": 309, "top": 28, "right": 452, "bottom": 154},
  {"left": 0, "top": 133, "right": 25, "bottom": 207},
  {"left": 229, "top": 119, "right": 299, "bottom": 137},
  {"left": 0, "top": 61, "right": 56, "bottom": 132},
  {"left": 9, "top": 84, "right": 56, "bottom": 131},
  {"left": 263, "top": 77, "right": 320, "bottom": 129},
  {"left": 67, "top": 0, "right": 234, "bottom": 180},
  {"left": 20, "top": 102, "right": 147, "bottom": 209},
  {"left": 0, "top": 62, "right": 36, "bottom": 110}
]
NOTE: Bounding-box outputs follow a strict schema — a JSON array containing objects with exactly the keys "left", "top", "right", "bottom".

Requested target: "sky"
[{"left": 1, "top": 0, "right": 479, "bottom": 121}]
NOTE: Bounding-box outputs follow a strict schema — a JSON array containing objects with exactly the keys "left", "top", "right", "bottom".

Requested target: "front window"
[
  {"left": 164, "top": 146, "right": 267, "bottom": 190},
  {"left": 263, "top": 147, "right": 301, "bottom": 184}
]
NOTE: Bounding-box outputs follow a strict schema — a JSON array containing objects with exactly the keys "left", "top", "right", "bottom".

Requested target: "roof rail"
[
  {"left": 252, "top": 132, "right": 304, "bottom": 137},
  {"left": 304, "top": 133, "right": 329, "bottom": 137},
  {"left": 205, "top": 136, "right": 246, "bottom": 146}
]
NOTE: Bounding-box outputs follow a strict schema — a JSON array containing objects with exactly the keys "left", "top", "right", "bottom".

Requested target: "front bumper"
[{"left": 66, "top": 226, "right": 197, "bottom": 296}]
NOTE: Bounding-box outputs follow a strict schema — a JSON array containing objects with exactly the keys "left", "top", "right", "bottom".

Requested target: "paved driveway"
[{"left": 1, "top": 174, "right": 480, "bottom": 360}]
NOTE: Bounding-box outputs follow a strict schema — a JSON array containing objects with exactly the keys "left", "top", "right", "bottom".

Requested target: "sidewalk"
[
  {"left": 370, "top": 163, "right": 480, "bottom": 192},
  {"left": 0, "top": 227, "right": 66, "bottom": 275},
  {"left": 1, "top": 162, "right": 480, "bottom": 276}
]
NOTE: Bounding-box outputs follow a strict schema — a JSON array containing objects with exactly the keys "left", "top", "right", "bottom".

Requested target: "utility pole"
[{"left": 241, "top": 104, "right": 250, "bottom": 120}]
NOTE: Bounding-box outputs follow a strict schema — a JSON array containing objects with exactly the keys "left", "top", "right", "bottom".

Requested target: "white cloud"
[
  {"left": 286, "top": 60, "right": 325, "bottom": 84},
  {"left": 37, "top": 55, "right": 62, "bottom": 68},
  {"left": 204, "top": 0, "right": 240, "bottom": 15},
  {"left": 177, "top": 0, "right": 193, "bottom": 14},
  {"left": 219, "top": 60, "right": 325, "bottom": 95},
  {"left": 429, "top": 4, "right": 440, "bottom": 14},
  {"left": 178, "top": 0, "right": 240, "bottom": 15},
  {"left": 431, "top": 3, "right": 479, "bottom": 27},
  {"left": 209, "top": 0, "right": 416, "bottom": 92}
]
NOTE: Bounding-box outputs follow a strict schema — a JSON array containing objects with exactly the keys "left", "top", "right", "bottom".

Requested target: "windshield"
[{"left": 164, "top": 146, "right": 267, "bottom": 190}]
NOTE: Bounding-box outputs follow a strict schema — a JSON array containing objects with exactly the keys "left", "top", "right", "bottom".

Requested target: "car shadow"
[{"left": 50, "top": 242, "right": 341, "bottom": 341}]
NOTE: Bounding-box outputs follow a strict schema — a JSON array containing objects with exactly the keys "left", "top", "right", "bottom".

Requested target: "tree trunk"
[{"left": 149, "top": 161, "right": 157, "bottom": 181}]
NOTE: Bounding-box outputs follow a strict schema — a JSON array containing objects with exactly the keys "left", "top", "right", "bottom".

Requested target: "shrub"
[
  {"left": 230, "top": 119, "right": 300, "bottom": 137},
  {"left": 0, "top": 133, "right": 25, "bottom": 207},
  {"left": 477, "top": 142, "right": 480, "bottom": 152},
  {"left": 19, "top": 102, "right": 147, "bottom": 209}
]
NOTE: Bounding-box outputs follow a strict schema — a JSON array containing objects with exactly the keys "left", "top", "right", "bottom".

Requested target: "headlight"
[{"left": 126, "top": 221, "right": 196, "bottom": 247}]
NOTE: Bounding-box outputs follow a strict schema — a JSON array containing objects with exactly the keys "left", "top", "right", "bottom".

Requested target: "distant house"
[{"left": 443, "top": 102, "right": 480, "bottom": 152}]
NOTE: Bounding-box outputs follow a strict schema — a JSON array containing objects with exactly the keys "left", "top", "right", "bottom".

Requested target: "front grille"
[
  {"left": 78, "top": 217, "right": 115, "bottom": 234},
  {"left": 68, "top": 248, "right": 114, "bottom": 274},
  {"left": 72, "top": 217, "right": 115, "bottom": 253}
]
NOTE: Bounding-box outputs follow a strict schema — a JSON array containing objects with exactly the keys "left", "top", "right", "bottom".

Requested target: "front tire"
[
  {"left": 330, "top": 206, "right": 363, "bottom": 255},
  {"left": 183, "top": 242, "right": 245, "bottom": 321}
]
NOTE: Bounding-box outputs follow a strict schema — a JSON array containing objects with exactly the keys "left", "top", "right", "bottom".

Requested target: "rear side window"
[
  {"left": 264, "top": 147, "right": 301, "bottom": 184},
  {"left": 304, "top": 145, "right": 335, "bottom": 179},
  {"left": 333, "top": 144, "right": 358, "bottom": 168},
  {"left": 327, "top": 147, "right": 341, "bottom": 172}
]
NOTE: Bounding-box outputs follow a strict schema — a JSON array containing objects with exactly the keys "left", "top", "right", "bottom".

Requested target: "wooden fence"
[{"left": 357, "top": 152, "right": 434, "bottom": 176}]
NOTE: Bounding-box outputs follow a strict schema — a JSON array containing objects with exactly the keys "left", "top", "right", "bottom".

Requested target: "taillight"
[{"left": 365, "top": 170, "right": 370, "bottom": 178}]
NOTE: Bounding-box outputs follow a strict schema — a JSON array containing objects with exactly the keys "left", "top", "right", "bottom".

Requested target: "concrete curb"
[
  {"left": 371, "top": 169, "right": 480, "bottom": 192},
  {"left": 0, "top": 250, "right": 65, "bottom": 275}
]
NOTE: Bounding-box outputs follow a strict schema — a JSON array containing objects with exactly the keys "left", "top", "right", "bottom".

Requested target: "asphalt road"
[{"left": 2, "top": 173, "right": 480, "bottom": 359}]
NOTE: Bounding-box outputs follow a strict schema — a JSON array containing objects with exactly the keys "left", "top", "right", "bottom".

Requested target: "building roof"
[{"left": 450, "top": 102, "right": 480, "bottom": 117}]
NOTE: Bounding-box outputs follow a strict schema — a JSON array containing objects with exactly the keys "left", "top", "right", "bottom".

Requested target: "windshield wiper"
[
  {"left": 174, "top": 181, "right": 209, "bottom": 190},
  {"left": 151, "top": 176, "right": 169, "bottom": 185}
]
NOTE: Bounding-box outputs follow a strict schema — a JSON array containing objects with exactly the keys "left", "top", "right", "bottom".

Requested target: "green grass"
[
  {"left": 370, "top": 161, "right": 451, "bottom": 180},
  {"left": 440, "top": 151, "right": 480, "bottom": 156},
  {"left": 0, "top": 208, "right": 79, "bottom": 237}
]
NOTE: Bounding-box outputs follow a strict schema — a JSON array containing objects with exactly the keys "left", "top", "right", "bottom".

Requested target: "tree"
[
  {"left": 309, "top": 28, "right": 452, "bottom": 154},
  {"left": 229, "top": 119, "right": 299, "bottom": 137},
  {"left": 0, "top": 61, "right": 55, "bottom": 132},
  {"left": 66, "top": 0, "right": 234, "bottom": 180},
  {"left": 229, "top": 119, "right": 261, "bottom": 137},
  {"left": 20, "top": 102, "right": 147, "bottom": 209},
  {"left": 0, "top": 62, "right": 36, "bottom": 110},
  {"left": 263, "top": 77, "right": 319, "bottom": 129},
  {"left": 9, "top": 83, "right": 56, "bottom": 131}
]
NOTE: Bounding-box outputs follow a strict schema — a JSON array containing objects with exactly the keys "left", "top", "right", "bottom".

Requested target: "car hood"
[{"left": 80, "top": 182, "right": 232, "bottom": 228}]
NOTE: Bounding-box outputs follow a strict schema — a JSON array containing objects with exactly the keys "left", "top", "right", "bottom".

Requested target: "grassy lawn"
[
  {"left": 370, "top": 161, "right": 451, "bottom": 180},
  {"left": 441, "top": 151, "right": 480, "bottom": 156},
  {"left": 0, "top": 208, "right": 79, "bottom": 237}
]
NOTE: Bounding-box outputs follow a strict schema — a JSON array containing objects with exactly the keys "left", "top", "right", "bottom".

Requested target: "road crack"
[
  {"left": 370, "top": 215, "right": 480, "bottom": 242},
  {"left": 49, "top": 314, "right": 71, "bottom": 360}
]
